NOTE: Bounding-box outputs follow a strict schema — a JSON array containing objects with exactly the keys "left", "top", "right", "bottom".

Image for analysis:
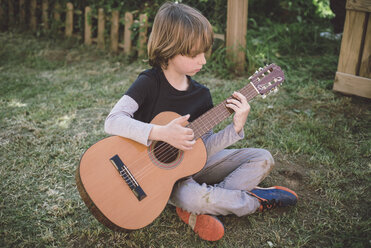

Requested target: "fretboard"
[{"left": 188, "top": 83, "right": 259, "bottom": 139}]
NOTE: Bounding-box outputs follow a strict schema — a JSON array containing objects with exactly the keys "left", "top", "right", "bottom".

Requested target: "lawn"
[{"left": 0, "top": 24, "right": 370, "bottom": 247}]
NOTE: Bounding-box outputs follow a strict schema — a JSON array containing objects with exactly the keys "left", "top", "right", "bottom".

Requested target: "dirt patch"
[
  {"left": 267, "top": 153, "right": 320, "bottom": 202},
  {"left": 277, "top": 169, "right": 303, "bottom": 189}
]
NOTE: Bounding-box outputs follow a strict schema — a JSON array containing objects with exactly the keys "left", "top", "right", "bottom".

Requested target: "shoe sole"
[
  {"left": 176, "top": 207, "right": 224, "bottom": 241},
  {"left": 254, "top": 186, "right": 298, "bottom": 199}
]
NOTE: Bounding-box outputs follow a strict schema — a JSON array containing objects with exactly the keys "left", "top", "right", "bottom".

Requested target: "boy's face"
[{"left": 167, "top": 53, "right": 206, "bottom": 76}]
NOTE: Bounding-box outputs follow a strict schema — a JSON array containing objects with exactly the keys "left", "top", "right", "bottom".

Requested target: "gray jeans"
[{"left": 169, "top": 148, "right": 275, "bottom": 216}]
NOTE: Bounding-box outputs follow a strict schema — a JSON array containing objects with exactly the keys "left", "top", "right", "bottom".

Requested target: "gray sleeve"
[
  {"left": 104, "top": 95, "right": 153, "bottom": 146},
  {"left": 201, "top": 123, "right": 244, "bottom": 157}
]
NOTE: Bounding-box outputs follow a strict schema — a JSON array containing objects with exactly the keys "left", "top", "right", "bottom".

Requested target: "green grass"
[{"left": 1, "top": 25, "right": 370, "bottom": 248}]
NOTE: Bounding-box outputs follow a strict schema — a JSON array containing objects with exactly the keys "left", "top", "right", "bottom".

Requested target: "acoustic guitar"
[{"left": 76, "top": 63, "right": 285, "bottom": 231}]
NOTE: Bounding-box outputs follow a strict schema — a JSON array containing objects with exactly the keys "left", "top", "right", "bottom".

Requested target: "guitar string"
[
  {"left": 146, "top": 87, "right": 257, "bottom": 165},
  {"left": 131, "top": 90, "right": 267, "bottom": 181},
  {"left": 132, "top": 74, "right": 281, "bottom": 180},
  {"left": 126, "top": 70, "right": 282, "bottom": 181},
  {"left": 130, "top": 70, "right": 283, "bottom": 180},
  {"left": 128, "top": 93, "right": 256, "bottom": 181},
  {"left": 133, "top": 144, "right": 252, "bottom": 190},
  {"left": 131, "top": 88, "right": 260, "bottom": 180}
]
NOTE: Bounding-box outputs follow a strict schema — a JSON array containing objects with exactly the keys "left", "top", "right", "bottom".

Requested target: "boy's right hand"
[{"left": 149, "top": 114, "right": 195, "bottom": 151}]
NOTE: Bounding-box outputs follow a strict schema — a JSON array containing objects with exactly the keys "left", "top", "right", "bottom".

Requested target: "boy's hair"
[{"left": 148, "top": 2, "right": 214, "bottom": 69}]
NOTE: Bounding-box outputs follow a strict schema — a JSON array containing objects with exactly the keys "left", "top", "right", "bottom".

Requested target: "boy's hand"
[
  {"left": 150, "top": 114, "right": 195, "bottom": 151},
  {"left": 226, "top": 91, "right": 250, "bottom": 133}
]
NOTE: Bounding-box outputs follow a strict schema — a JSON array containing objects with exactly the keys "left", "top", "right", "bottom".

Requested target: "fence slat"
[
  {"left": 54, "top": 3, "right": 61, "bottom": 22},
  {"left": 138, "top": 13, "right": 148, "bottom": 57},
  {"left": 334, "top": 72, "right": 371, "bottom": 98},
  {"left": 359, "top": 15, "right": 371, "bottom": 78},
  {"left": 124, "top": 12, "right": 133, "bottom": 55},
  {"left": 0, "top": 0, "right": 4, "bottom": 30},
  {"left": 7, "top": 0, "right": 14, "bottom": 25},
  {"left": 30, "top": 0, "right": 37, "bottom": 31},
  {"left": 65, "top": 2, "right": 74, "bottom": 37},
  {"left": 110, "top": 10, "right": 119, "bottom": 53},
  {"left": 84, "top": 6, "right": 92, "bottom": 45},
  {"left": 226, "top": 0, "right": 248, "bottom": 73},
  {"left": 337, "top": 10, "right": 367, "bottom": 75},
  {"left": 19, "top": 0, "right": 25, "bottom": 25},
  {"left": 346, "top": 0, "right": 371, "bottom": 13},
  {"left": 42, "top": 0, "right": 49, "bottom": 30},
  {"left": 97, "top": 8, "right": 105, "bottom": 49}
]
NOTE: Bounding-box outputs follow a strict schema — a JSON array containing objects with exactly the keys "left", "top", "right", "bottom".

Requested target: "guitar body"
[{"left": 76, "top": 111, "right": 207, "bottom": 231}]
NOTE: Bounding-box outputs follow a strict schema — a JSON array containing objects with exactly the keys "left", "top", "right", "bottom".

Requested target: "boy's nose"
[{"left": 198, "top": 53, "right": 206, "bottom": 65}]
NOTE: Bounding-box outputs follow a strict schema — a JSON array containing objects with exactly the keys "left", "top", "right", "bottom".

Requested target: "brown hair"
[{"left": 148, "top": 2, "right": 213, "bottom": 69}]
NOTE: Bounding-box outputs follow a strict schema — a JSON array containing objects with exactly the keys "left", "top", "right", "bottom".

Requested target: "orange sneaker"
[{"left": 176, "top": 207, "right": 224, "bottom": 241}]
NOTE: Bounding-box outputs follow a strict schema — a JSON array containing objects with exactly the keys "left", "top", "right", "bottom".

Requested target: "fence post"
[
  {"left": 0, "top": 0, "right": 4, "bottom": 30},
  {"left": 110, "top": 10, "right": 119, "bottom": 53},
  {"left": 359, "top": 16, "right": 371, "bottom": 78},
  {"left": 123, "top": 12, "right": 133, "bottom": 55},
  {"left": 54, "top": 2, "right": 61, "bottom": 22},
  {"left": 138, "top": 13, "right": 148, "bottom": 57},
  {"left": 84, "top": 6, "right": 92, "bottom": 45},
  {"left": 19, "top": 0, "right": 26, "bottom": 25},
  {"left": 30, "top": 0, "right": 37, "bottom": 31},
  {"left": 226, "top": 0, "right": 248, "bottom": 73},
  {"left": 65, "top": 2, "right": 73, "bottom": 37},
  {"left": 97, "top": 8, "right": 105, "bottom": 49},
  {"left": 42, "top": 0, "right": 49, "bottom": 30},
  {"left": 7, "top": 0, "right": 14, "bottom": 25}
]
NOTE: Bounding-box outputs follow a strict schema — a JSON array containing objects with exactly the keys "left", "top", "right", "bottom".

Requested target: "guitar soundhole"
[{"left": 149, "top": 141, "right": 184, "bottom": 169}]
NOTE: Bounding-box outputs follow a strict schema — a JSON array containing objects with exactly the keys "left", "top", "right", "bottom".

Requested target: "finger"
[
  {"left": 181, "top": 114, "right": 191, "bottom": 126},
  {"left": 185, "top": 133, "right": 195, "bottom": 141},
  {"left": 184, "top": 127, "right": 194, "bottom": 135},
  {"left": 182, "top": 114, "right": 190, "bottom": 120},
  {"left": 232, "top": 91, "right": 244, "bottom": 98},
  {"left": 226, "top": 103, "right": 238, "bottom": 112},
  {"left": 232, "top": 91, "right": 247, "bottom": 103},
  {"left": 227, "top": 98, "right": 242, "bottom": 107},
  {"left": 180, "top": 142, "right": 195, "bottom": 151},
  {"left": 173, "top": 114, "right": 190, "bottom": 124},
  {"left": 181, "top": 145, "right": 193, "bottom": 151},
  {"left": 184, "top": 140, "right": 196, "bottom": 149}
]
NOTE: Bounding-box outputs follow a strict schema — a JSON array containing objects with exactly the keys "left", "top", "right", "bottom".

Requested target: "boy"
[{"left": 105, "top": 2, "right": 297, "bottom": 241}]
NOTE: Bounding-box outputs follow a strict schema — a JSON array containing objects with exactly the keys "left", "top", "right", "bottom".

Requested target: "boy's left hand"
[{"left": 226, "top": 91, "right": 250, "bottom": 134}]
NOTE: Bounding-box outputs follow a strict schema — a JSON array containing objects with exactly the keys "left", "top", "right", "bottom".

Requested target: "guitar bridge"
[{"left": 110, "top": 154, "right": 147, "bottom": 201}]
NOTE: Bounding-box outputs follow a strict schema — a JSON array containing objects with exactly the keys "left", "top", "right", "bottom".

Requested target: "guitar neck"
[{"left": 188, "top": 83, "right": 259, "bottom": 139}]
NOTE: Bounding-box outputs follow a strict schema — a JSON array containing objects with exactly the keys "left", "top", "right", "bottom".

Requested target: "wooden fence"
[
  {"left": 1, "top": 0, "right": 249, "bottom": 71},
  {"left": 333, "top": 0, "right": 371, "bottom": 99},
  {"left": 0, "top": 0, "right": 149, "bottom": 56}
]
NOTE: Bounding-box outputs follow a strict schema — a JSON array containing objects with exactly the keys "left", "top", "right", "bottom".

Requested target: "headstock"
[{"left": 249, "top": 64, "right": 285, "bottom": 98}]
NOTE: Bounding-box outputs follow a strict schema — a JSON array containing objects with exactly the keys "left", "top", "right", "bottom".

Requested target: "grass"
[{"left": 0, "top": 22, "right": 370, "bottom": 248}]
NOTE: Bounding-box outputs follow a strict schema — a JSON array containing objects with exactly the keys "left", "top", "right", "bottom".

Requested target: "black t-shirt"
[{"left": 125, "top": 67, "right": 213, "bottom": 123}]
